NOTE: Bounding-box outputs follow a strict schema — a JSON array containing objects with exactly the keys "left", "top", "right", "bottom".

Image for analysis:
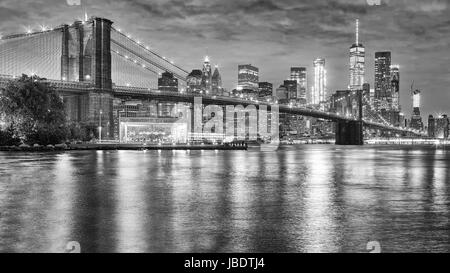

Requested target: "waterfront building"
[
  {"left": 113, "top": 98, "right": 189, "bottom": 144},
  {"left": 119, "top": 116, "right": 188, "bottom": 144},
  {"left": 349, "top": 19, "right": 365, "bottom": 91}
]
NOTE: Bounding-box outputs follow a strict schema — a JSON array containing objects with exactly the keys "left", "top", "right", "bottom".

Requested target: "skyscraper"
[
  {"left": 428, "top": 115, "right": 436, "bottom": 138},
  {"left": 186, "top": 69, "right": 203, "bottom": 94},
  {"left": 158, "top": 72, "right": 178, "bottom": 117},
  {"left": 410, "top": 89, "right": 423, "bottom": 130},
  {"left": 284, "top": 80, "right": 298, "bottom": 100},
  {"left": 290, "top": 67, "right": 307, "bottom": 103},
  {"left": 258, "top": 82, "right": 273, "bottom": 98},
  {"left": 412, "top": 89, "right": 421, "bottom": 116},
  {"left": 390, "top": 65, "right": 400, "bottom": 111},
  {"left": 237, "top": 64, "right": 259, "bottom": 91},
  {"left": 435, "top": 115, "right": 449, "bottom": 139},
  {"left": 375, "top": 51, "right": 392, "bottom": 110},
  {"left": 349, "top": 19, "right": 365, "bottom": 91},
  {"left": 211, "top": 65, "right": 222, "bottom": 96},
  {"left": 363, "top": 83, "right": 371, "bottom": 106},
  {"left": 313, "top": 58, "right": 326, "bottom": 105},
  {"left": 202, "top": 56, "right": 212, "bottom": 94}
]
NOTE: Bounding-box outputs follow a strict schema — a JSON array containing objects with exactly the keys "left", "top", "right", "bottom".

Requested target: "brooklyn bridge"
[{"left": 0, "top": 17, "right": 424, "bottom": 145}]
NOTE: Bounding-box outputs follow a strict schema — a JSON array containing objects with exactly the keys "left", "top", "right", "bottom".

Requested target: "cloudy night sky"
[{"left": 1, "top": 0, "right": 450, "bottom": 117}]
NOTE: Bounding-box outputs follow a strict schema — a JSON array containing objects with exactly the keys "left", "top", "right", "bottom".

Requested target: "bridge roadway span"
[{"left": 0, "top": 76, "right": 419, "bottom": 135}]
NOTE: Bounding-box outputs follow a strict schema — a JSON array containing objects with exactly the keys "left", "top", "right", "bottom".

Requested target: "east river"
[{"left": 0, "top": 145, "right": 449, "bottom": 253}]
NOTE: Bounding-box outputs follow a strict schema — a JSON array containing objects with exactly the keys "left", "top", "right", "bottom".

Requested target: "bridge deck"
[{"left": 0, "top": 75, "right": 424, "bottom": 136}]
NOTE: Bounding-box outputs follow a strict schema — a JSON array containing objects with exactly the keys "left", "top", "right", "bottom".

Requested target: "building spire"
[{"left": 356, "top": 19, "right": 359, "bottom": 45}]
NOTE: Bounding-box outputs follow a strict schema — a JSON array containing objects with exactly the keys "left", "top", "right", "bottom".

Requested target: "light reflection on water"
[{"left": 0, "top": 145, "right": 449, "bottom": 253}]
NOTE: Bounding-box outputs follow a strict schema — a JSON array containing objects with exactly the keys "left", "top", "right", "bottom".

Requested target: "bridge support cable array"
[
  {"left": 112, "top": 50, "right": 158, "bottom": 89},
  {"left": 361, "top": 96, "right": 425, "bottom": 136},
  {"left": 0, "top": 30, "right": 63, "bottom": 80},
  {"left": 110, "top": 28, "right": 188, "bottom": 90},
  {"left": 111, "top": 27, "right": 189, "bottom": 75}
]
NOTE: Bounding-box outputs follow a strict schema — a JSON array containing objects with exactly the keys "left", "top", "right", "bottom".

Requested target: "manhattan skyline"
[{"left": 0, "top": 0, "right": 449, "bottom": 118}]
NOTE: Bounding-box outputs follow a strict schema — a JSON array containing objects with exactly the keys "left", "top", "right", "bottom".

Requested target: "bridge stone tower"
[
  {"left": 61, "top": 17, "right": 114, "bottom": 139},
  {"left": 335, "top": 90, "right": 364, "bottom": 145}
]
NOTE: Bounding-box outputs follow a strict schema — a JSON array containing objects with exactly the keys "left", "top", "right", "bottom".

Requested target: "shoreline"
[
  {"left": 1, "top": 143, "right": 448, "bottom": 153},
  {"left": 0, "top": 143, "right": 248, "bottom": 152}
]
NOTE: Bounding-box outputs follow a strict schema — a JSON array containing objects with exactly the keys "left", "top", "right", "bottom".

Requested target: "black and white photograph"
[{"left": 1, "top": 0, "right": 450, "bottom": 260}]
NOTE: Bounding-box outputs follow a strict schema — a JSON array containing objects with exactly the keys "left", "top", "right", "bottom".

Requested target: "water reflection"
[{"left": 1, "top": 146, "right": 450, "bottom": 253}]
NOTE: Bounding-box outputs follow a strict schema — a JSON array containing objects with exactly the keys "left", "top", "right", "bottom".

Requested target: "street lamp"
[{"left": 99, "top": 110, "right": 103, "bottom": 143}]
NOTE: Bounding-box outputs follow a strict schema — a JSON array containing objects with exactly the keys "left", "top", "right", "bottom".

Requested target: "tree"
[
  {"left": 0, "top": 124, "right": 20, "bottom": 146},
  {"left": 0, "top": 74, "right": 69, "bottom": 145}
]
